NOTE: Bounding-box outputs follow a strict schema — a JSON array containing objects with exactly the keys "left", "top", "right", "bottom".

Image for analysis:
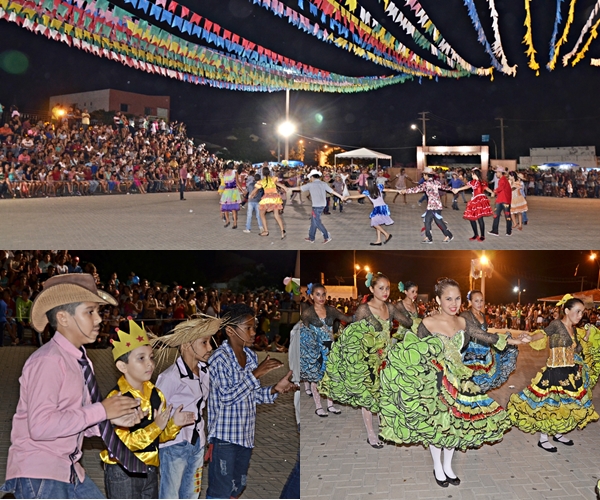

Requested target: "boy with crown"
[
  {"left": 101, "top": 319, "right": 195, "bottom": 499},
  {"left": 0, "top": 274, "right": 145, "bottom": 499}
]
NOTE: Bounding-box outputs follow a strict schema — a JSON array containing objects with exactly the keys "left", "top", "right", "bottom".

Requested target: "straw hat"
[
  {"left": 150, "top": 314, "right": 226, "bottom": 366},
  {"left": 31, "top": 274, "right": 117, "bottom": 332},
  {"left": 423, "top": 167, "right": 435, "bottom": 174}
]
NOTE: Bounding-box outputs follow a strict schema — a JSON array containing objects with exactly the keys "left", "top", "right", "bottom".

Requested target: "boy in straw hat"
[
  {"left": 101, "top": 319, "right": 195, "bottom": 499},
  {"left": 206, "top": 303, "right": 298, "bottom": 499},
  {"left": 152, "top": 315, "right": 222, "bottom": 499},
  {"left": 0, "top": 274, "right": 145, "bottom": 499}
]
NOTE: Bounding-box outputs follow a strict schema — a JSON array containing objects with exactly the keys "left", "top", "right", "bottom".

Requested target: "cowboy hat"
[
  {"left": 307, "top": 169, "right": 322, "bottom": 178},
  {"left": 31, "top": 274, "right": 117, "bottom": 332},
  {"left": 493, "top": 166, "right": 506, "bottom": 173},
  {"left": 423, "top": 167, "right": 435, "bottom": 174}
]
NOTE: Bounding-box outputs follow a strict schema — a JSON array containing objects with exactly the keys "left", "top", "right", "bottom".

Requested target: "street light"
[
  {"left": 513, "top": 282, "right": 526, "bottom": 304},
  {"left": 470, "top": 253, "right": 493, "bottom": 301},
  {"left": 411, "top": 124, "right": 425, "bottom": 147},
  {"left": 277, "top": 120, "right": 296, "bottom": 164},
  {"left": 353, "top": 264, "right": 370, "bottom": 299},
  {"left": 590, "top": 252, "right": 600, "bottom": 289}
]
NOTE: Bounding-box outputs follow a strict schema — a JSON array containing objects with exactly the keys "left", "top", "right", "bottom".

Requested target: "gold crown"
[{"left": 111, "top": 320, "right": 151, "bottom": 361}]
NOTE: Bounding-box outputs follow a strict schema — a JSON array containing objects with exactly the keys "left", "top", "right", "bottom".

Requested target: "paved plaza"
[
  {"left": 0, "top": 345, "right": 298, "bottom": 499},
  {"left": 300, "top": 340, "right": 600, "bottom": 500},
  {"left": 1, "top": 192, "right": 599, "bottom": 249}
]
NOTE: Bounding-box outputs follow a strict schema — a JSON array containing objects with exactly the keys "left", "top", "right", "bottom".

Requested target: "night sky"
[
  {"left": 74, "top": 250, "right": 298, "bottom": 288},
  {"left": 300, "top": 250, "right": 600, "bottom": 304},
  {"left": 2, "top": 0, "right": 600, "bottom": 162}
]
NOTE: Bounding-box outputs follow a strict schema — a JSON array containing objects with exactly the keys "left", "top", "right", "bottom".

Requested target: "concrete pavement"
[
  {"left": 300, "top": 340, "right": 600, "bottom": 500},
  {"left": 0, "top": 345, "right": 298, "bottom": 499},
  {"left": 1, "top": 191, "right": 598, "bottom": 249}
]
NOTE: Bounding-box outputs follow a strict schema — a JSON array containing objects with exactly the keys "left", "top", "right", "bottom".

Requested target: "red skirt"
[{"left": 463, "top": 194, "right": 493, "bottom": 221}]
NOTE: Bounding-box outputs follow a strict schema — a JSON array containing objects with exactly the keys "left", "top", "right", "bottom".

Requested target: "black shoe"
[
  {"left": 370, "top": 242, "right": 382, "bottom": 246},
  {"left": 446, "top": 475, "right": 461, "bottom": 486},
  {"left": 552, "top": 436, "right": 574, "bottom": 446},
  {"left": 433, "top": 471, "right": 449, "bottom": 488},
  {"left": 538, "top": 441, "right": 557, "bottom": 452},
  {"left": 367, "top": 439, "right": 384, "bottom": 449},
  {"left": 315, "top": 409, "right": 328, "bottom": 418}
]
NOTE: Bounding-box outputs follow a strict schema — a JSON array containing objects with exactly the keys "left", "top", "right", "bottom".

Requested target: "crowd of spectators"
[
  {"left": 0, "top": 250, "right": 297, "bottom": 351},
  {"left": 304, "top": 293, "right": 600, "bottom": 334}
]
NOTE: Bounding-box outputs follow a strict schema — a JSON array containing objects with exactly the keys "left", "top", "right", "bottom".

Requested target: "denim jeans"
[
  {"left": 423, "top": 210, "right": 452, "bottom": 241},
  {"left": 491, "top": 202, "right": 512, "bottom": 235},
  {"left": 0, "top": 475, "right": 104, "bottom": 499},
  {"left": 103, "top": 463, "right": 158, "bottom": 499},
  {"left": 206, "top": 439, "right": 252, "bottom": 499},
  {"left": 245, "top": 201, "right": 263, "bottom": 232},
  {"left": 279, "top": 451, "right": 300, "bottom": 499},
  {"left": 308, "top": 206, "right": 329, "bottom": 241},
  {"left": 159, "top": 441, "right": 204, "bottom": 499},
  {"left": 179, "top": 180, "right": 186, "bottom": 199}
]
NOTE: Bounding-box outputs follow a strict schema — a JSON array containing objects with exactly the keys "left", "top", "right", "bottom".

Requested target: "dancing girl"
[
  {"left": 451, "top": 168, "right": 494, "bottom": 241},
  {"left": 299, "top": 283, "right": 352, "bottom": 417},
  {"left": 319, "top": 273, "right": 413, "bottom": 448},
  {"left": 219, "top": 162, "right": 242, "bottom": 229},
  {"left": 248, "top": 166, "right": 288, "bottom": 239},
  {"left": 508, "top": 171, "right": 528, "bottom": 231},
  {"left": 380, "top": 278, "right": 529, "bottom": 487},
  {"left": 393, "top": 281, "right": 421, "bottom": 341},
  {"left": 507, "top": 295, "right": 600, "bottom": 452},
  {"left": 460, "top": 290, "right": 518, "bottom": 391}
]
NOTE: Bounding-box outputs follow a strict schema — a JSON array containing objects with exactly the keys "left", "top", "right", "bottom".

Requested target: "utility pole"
[
  {"left": 419, "top": 111, "right": 429, "bottom": 147},
  {"left": 285, "top": 89, "right": 290, "bottom": 162},
  {"left": 495, "top": 117, "right": 507, "bottom": 159}
]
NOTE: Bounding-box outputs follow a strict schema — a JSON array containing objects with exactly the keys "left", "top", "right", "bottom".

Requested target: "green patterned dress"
[
  {"left": 319, "top": 302, "right": 413, "bottom": 413},
  {"left": 379, "top": 321, "right": 512, "bottom": 450},
  {"left": 392, "top": 300, "right": 421, "bottom": 342}
]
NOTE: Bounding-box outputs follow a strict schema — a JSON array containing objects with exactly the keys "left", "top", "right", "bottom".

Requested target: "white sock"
[
  {"left": 429, "top": 445, "right": 445, "bottom": 481},
  {"left": 539, "top": 433, "right": 554, "bottom": 449},
  {"left": 304, "top": 381, "right": 311, "bottom": 392},
  {"left": 443, "top": 448, "right": 456, "bottom": 479},
  {"left": 362, "top": 407, "right": 378, "bottom": 444},
  {"left": 311, "top": 382, "right": 323, "bottom": 411},
  {"left": 554, "top": 433, "right": 572, "bottom": 443}
]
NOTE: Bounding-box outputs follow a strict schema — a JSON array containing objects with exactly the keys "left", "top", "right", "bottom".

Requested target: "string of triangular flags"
[{"left": 0, "top": 0, "right": 411, "bottom": 92}]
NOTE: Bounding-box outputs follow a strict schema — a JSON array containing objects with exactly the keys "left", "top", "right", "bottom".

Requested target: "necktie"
[{"left": 78, "top": 349, "right": 147, "bottom": 473}]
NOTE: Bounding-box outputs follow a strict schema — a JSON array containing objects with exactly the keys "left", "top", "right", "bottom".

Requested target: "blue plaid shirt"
[{"left": 207, "top": 341, "right": 277, "bottom": 448}]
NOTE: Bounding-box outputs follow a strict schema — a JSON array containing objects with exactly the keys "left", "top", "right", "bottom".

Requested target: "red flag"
[
  {"left": 180, "top": 5, "right": 189, "bottom": 18},
  {"left": 167, "top": 0, "right": 177, "bottom": 13},
  {"left": 190, "top": 12, "right": 201, "bottom": 24}
]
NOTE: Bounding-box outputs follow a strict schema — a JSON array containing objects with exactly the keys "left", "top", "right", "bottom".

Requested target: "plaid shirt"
[{"left": 207, "top": 341, "right": 277, "bottom": 449}]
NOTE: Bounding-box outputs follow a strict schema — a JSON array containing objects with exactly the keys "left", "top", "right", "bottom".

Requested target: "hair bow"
[
  {"left": 307, "top": 283, "right": 314, "bottom": 296},
  {"left": 556, "top": 293, "right": 574, "bottom": 307},
  {"left": 398, "top": 282, "right": 405, "bottom": 293},
  {"left": 466, "top": 291, "right": 472, "bottom": 301},
  {"left": 365, "top": 272, "right": 374, "bottom": 288}
]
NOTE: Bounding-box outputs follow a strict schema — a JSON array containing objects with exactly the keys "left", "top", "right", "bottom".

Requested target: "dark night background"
[
  {"left": 74, "top": 250, "right": 297, "bottom": 289},
  {"left": 300, "top": 250, "right": 600, "bottom": 304},
  {"left": 2, "top": 0, "right": 600, "bottom": 162}
]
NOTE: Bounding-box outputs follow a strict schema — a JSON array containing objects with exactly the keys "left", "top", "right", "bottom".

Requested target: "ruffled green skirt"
[
  {"left": 379, "top": 332, "right": 511, "bottom": 450},
  {"left": 318, "top": 319, "right": 388, "bottom": 413}
]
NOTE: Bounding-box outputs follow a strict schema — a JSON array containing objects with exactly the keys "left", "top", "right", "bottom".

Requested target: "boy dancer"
[
  {"left": 206, "top": 304, "right": 298, "bottom": 499},
  {"left": 0, "top": 274, "right": 144, "bottom": 499},
  {"left": 153, "top": 316, "right": 222, "bottom": 498},
  {"left": 102, "top": 320, "right": 195, "bottom": 499}
]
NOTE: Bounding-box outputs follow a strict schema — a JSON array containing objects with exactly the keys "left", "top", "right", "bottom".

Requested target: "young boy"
[
  {"left": 206, "top": 303, "right": 298, "bottom": 499},
  {"left": 0, "top": 274, "right": 144, "bottom": 499},
  {"left": 153, "top": 316, "right": 222, "bottom": 498},
  {"left": 101, "top": 319, "right": 195, "bottom": 499}
]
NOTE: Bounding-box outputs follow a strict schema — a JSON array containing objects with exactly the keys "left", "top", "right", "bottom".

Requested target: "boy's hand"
[
  {"left": 154, "top": 403, "right": 173, "bottom": 431},
  {"left": 252, "top": 355, "right": 284, "bottom": 379},
  {"left": 272, "top": 370, "right": 299, "bottom": 395},
  {"left": 110, "top": 407, "right": 149, "bottom": 427},
  {"left": 172, "top": 405, "right": 195, "bottom": 427},
  {"left": 102, "top": 393, "right": 142, "bottom": 420}
]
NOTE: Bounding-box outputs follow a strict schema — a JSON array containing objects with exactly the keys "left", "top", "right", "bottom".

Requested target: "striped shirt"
[{"left": 207, "top": 341, "right": 277, "bottom": 449}]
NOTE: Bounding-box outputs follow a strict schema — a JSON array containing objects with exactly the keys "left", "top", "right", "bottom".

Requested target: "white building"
[{"left": 519, "top": 146, "right": 598, "bottom": 169}]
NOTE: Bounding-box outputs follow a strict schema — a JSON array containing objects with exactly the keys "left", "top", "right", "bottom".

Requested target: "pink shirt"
[{"left": 5, "top": 332, "right": 106, "bottom": 483}]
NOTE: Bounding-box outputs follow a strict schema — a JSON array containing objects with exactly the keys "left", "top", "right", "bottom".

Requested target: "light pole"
[
  {"left": 353, "top": 264, "right": 370, "bottom": 299},
  {"left": 277, "top": 120, "right": 296, "bottom": 163},
  {"left": 513, "top": 280, "right": 525, "bottom": 304},
  {"left": 411, "top": 124, "right": 425, "bottom": 147},
  {"left": 590, "top": 252, "right": 600, "bottom": 289}
]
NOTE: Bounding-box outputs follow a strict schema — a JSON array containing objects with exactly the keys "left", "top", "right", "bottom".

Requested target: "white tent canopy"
[{"left": 334, "top": 147, "right": 392, "bottom": 169}]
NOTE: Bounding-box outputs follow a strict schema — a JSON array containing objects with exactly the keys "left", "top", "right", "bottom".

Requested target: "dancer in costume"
[
  {"left": 344, "top": 177, "right": 400, "bottom": 246},
  {"left": 507, "top": 295, "right": 600, "bottom": 452},
  {"left": 319, "top": 273, "right": 413, "bottom": 449},
  {"left": 393, "top": 281, "right": 421, "bottom": 342},
  {"left": 218, "top": 162, "right": 242, "bottom": 229},
  {"left": 400, "top": 167, "right": 454, "bottom": 243},
  {"left": 379, "top": 278, "right": 529, "bottom": 487},
  {"left": 299, "top": 283, "right": 352, "bottom": 417},
  {"left": 508, "top": 171, "right": 528, "bottom": 231},
  {"left": 460, "top": 290, "right": 518, "bottom": 392},
  {"left": 248, "top": 166, "right": 288, "bottom": 239},
  {"left": 451, "top": 168, "right": 494, "bottom": 242}
]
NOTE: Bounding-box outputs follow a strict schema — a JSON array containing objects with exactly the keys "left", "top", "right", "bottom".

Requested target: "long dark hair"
[{"left": 366, "top": 176, "right": 381, "bottom": 199}]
